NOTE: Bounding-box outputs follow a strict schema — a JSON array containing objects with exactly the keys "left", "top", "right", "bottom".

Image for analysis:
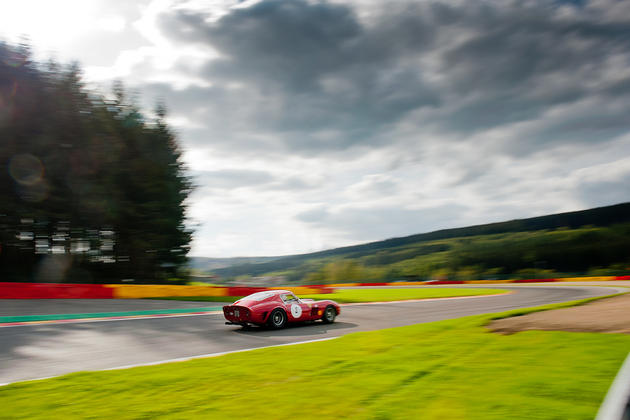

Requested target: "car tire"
[
  {"left": 321, "top": 305, "right": 336, "bottom": 324},
  {"left": 268, "top": 308, "right": 287, "bottom": 329}
]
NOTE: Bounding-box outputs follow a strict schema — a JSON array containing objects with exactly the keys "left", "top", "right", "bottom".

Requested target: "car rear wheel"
[
  {"left": 322, "top": 305, "right": 336, "bottom": 324},
  {"left": 268, "top": 309, "right": 287, "bottom": 329}
]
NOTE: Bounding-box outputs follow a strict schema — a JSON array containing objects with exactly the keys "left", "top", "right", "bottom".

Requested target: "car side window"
[{"left": 281, "top": 293, "right": 298, "bottom": 303}]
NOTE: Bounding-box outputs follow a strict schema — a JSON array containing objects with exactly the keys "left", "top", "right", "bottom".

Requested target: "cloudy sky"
[{"left": 2, "top": 0, "right": 630, "bottom": 257}]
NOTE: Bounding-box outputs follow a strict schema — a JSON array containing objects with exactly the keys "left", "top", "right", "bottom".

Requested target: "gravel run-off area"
[{"left": 488, "top": 292, "right": 630, "bottom": 334}]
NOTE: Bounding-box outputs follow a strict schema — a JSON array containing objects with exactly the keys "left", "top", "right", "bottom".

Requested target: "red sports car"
[{"left": 223, "top": 290, "right": 340, "bottom": 329}]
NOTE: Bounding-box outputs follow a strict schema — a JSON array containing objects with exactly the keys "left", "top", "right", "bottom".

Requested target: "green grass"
[
  {"left": 301, "top": 287, "right": 506, "bottom": 303},
  {"left": 186, "top": 281, "right": 223, "bottom": 287},
  {"left": 2, "top": 297, "right": 629, "bottom": 419},
  {"left": 151, "top": 287, "right": 507, "bottom": 303}
]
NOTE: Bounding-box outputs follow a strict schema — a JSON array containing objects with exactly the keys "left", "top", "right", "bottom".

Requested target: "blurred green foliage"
[
  {"left": 247, "top": 223, "right": 630, "bottom": 283},
  {"left": 214, "top": 202, "right": 630, "bottom": 282},
  {"left": 0, "top": 41, "right": 192, "bottom": 283}
]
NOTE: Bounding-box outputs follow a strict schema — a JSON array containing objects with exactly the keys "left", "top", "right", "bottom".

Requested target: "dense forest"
[
  {"left": 0, "top": 41, "right": 192, "bottom": 283},
  {"left": 212, "top": 203, "right": 630, "bottom": 283}
]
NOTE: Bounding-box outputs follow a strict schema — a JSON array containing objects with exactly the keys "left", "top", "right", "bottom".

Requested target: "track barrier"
[
  {"left": 0, "top": 275, "right": 626, "bottom": 299},
  {"left": 596, "top": 352, "right": 630, "bottom": 420},
  {"left": 0, "top": 282, "right": 113, "bottom": 299},
  {"left": 0, "top": 283, "right": 332, "bottom": 299}
]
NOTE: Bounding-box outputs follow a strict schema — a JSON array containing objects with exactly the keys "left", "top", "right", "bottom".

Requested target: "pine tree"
[{"left": 0, "top": 42, "right": 193, "bottom": 283}]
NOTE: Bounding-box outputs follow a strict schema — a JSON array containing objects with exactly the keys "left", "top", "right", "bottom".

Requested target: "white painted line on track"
[
  {"left": 0, "top": 375, "right": 58, "bottom": 387},
  {"left": 0, "top": 311, "right": 224, "bottom": 328},
  {"left": 0, "top": 337, "right": 338, "bottom": 387}
]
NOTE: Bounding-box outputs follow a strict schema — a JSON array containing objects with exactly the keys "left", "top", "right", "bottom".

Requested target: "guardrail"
[
  {"left": 0, "top": 282, "right": 114, "bottom": 298},
  {"left": 0, "top": 275, "right": 627, "bottom": 299},
  {"left": 596, "top": 352, "right": 630, "bottom": 420},
  {"left": 0, "top": 283, "right": 333, "bottom": 299}
]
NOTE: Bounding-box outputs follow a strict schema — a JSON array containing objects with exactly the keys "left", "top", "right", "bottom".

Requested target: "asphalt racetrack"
[{"left": 0, "top": 284, "right": 625, "bottom": 385}]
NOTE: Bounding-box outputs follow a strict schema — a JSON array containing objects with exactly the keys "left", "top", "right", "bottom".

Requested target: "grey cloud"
[
  {"left": 603, "top": 75, "right": 630, "bottom": 98},
  {"left": 161, "top": 1, "right": 437, "bottom": 90},
  {"left": 578, "top": 172, "right": 630, "bottom": 208},
  {"left": 270, "top": 176, "right": 320, "bottom": 191},
  {"left": 349, "top": 175, "right": 399, "bottom": 197},
  {"left": 435, "top": 4, "right": 630, "bottom": 135},
  {"left": 297, "top": 206, "right": 328, "bottom": 223},
  {"left": 193, "top": 168, "right": 320, "bottom": 192},
  {"left": 448, "top": 165, "right": 489, "bottom": 188},
  {"left": 533, "top": 109, "right": 630, "bottom": 147},
  {"left": 297, "top": 203, "right": 469, "bottom": 241},
  {"left": 194, "top": 169, "right": 275, "bottom": 189},
  {"left": 144, "top": 0, "right": 630, "bottom": 160},
  {"left": 154, "top": 0, "right": 440, "bottom": 150}
]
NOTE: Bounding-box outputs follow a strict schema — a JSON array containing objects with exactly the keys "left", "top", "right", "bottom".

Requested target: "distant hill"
[{"left": 211, "top": 202, "right": 630, "bottom": 278}]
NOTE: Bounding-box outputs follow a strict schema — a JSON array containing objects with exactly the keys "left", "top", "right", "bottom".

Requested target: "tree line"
[
  {"left": 282, "top": 224, "right": 630, "bottom": 284},
  {"left": 0, "top": 41, "right": 192, "bottom": 283},
  {"left": 214, "top": 202, "right": 630, "bottom": 280}
]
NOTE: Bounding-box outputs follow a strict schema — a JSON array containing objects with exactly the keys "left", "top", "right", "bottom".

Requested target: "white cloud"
[{"left": 97, "top": 16, "right": 127, "bottom": 32}]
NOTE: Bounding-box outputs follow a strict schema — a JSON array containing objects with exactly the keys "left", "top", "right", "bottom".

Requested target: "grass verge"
[
  {"left": 2, "top": 295, "right": 629, "bottom": 419},
  {"left": 151, "top": 287, "right": 507, "bottom": 303}
]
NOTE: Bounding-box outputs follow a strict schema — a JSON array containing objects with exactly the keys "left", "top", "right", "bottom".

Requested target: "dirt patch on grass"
[{"left": 488, "top": 293, "right": 630, "bottom": 334}]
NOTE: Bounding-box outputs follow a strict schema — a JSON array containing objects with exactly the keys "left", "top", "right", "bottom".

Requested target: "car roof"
[{"left": 242, "top": 290, "right": 292, "bottom": 298}]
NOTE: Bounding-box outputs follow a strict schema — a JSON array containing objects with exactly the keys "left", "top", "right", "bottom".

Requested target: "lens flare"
[{"left": 8, "top": 153, "right": 44, "bottom": 185}]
